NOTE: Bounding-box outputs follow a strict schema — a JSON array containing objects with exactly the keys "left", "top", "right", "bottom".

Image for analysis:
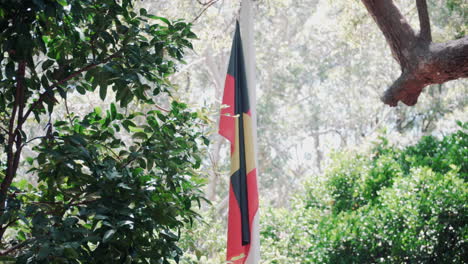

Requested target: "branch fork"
[{"left": 362, "top": 0, "right": 468, "bottom": 106}]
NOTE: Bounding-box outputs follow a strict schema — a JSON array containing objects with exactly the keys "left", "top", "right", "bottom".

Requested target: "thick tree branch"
[
  {"left": 1, "top": 61, "right": 27, "bottom": 214},
  {"left": 361, "top": 0, "right": 417, "bottom": 68},
  {"left": 361, "top": 0, "right": 468, "bottom": 106},
  {"left": 382, "top": 72, "right": 425, "bottom": 106},
  {"left": 416, "top": 0, "right": 431, "bottom": 41},
  {"left": 382, "top": 36, "right": 468, "bottom": 106}
]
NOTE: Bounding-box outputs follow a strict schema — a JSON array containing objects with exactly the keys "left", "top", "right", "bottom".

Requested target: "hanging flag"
[{"left": 219, "top": 21, "right": 259, "bottom": 264}]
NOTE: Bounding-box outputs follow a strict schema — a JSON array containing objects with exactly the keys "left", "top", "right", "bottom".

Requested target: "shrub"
[{"left": 260, "top": 123, "right": 467, "bottom": 263}]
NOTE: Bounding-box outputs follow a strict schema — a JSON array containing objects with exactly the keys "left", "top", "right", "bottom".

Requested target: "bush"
[
  {"left": 260, "top": 123, "right": 467, "bottom": 263},
  {"left": 4, "top": 102, "right": 206, "bottom": 263}
]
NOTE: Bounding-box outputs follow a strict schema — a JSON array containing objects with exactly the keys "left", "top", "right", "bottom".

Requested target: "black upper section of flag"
[
  {"left": 228, "top": 21, "right": 251, "bottom": 246},
  {"left": 228, "top": 21, "right": 250, "bottom": 115}
]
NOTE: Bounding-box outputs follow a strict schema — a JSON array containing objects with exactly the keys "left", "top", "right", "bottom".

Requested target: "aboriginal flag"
[{"left": 219, "top": 22, "right": 259, "bottom": 264}]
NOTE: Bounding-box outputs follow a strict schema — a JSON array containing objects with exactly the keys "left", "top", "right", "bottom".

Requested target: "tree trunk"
[
  {"left": 313, "top": 133, "right": 322, "bottom": 172},
  {"left": 1, "top": 61, "right": 27, "bottom": 240},
  {"left": 361, "top": 0, "right": 468, "bottom": 106}
]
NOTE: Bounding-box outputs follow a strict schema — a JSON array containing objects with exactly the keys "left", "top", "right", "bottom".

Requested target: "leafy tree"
[
  {"left": 0, "top": 0, "right": 205, "bottom": 262},
  {"left": 259, "top": 123, "right": 467, "bottom": 263}
]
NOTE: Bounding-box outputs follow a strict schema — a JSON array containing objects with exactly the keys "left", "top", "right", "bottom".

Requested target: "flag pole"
[
  {"left": 221, "top": 3, "right": 259, "bottom": 263},
  {"left": 240, "top": 1, "right": 256, "bottom": 150},
  {"left": 240, "top": 1, "right": 260, "bottom": 263}
]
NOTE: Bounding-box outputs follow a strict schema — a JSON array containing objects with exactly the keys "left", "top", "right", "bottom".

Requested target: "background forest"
[
  {"left": 0, "top": 0, "right": 466, "bottom": 263},
  {"left": 148, "top": 0, "right": 467, "bottom": 262}
]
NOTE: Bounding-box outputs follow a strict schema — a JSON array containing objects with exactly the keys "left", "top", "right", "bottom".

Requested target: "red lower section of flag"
[
  {"left": 219, "top": 74, "right": 236, "bottom": 151},
  {"left": 227, "top": 168, "right": 259, "bottom": 263}
]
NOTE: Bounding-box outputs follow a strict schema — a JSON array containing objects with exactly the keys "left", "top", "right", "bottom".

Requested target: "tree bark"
[
  {"left": 1, "top": 61, "right": 27, "bottom": 240},
  {"left": 312, "top": 133, "right": 322, "bottom": 172},
  {"left": 361, "top": 0, "right": 468, "bottom": 106}
]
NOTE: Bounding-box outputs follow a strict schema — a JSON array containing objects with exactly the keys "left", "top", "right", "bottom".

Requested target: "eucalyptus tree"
[{"left": 0, "top": 0, "right": 206, "bottom": 262}]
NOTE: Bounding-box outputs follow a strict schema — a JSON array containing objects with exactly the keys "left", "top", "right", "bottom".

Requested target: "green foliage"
[
  {"left": 259, "top": 124, "right": 467, "bottom": 263},
  {"left": 9, "top": 102, "right": 205, "bottom": 263},
  {"left": 398, "top": 124, "right": 468, "bottom": 179},
  {"left": 317, "top": 168, "right": 466, "bottom": 263},
  {"left": 175, "top": 125, "right": 467, "bottom": 264},
  {"left": 328, "top": 125, "right": 467, "bottom": 215},
  {"left": 175, "top": 208, "right": 226, "bottom": 264},
  {"left": 260, "top": 200, "right": 322, "bottom": 264},
  {"left": 0, "top": 0, "right": 206, "bottom": 262},
  {"left": 0, "top": 0, "right": 196, "bottom": 118},
  {"left": 443, "top": 0, "right": 467, "bottom": 38}
]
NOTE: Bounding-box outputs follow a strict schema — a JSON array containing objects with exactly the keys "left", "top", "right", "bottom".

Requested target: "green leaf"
[
  {"left": 117, "top": 183, "right": 131, "bottom": 189},
  {"left": 17, "top": 230, "right": 26, "bottom": 241},
  {"left": 132, "top": 132, "right": 147, "bottom": 140},
  {"left": 5, "top": 61, "right": 15, "bottom": 79},
  {"left": 64, "top": 247, "right": 79, "bottom": 258},
  {"left": 25, "top": 157, "right": 34, "bottom": 165},
  {"left": 103, "top": 229, "right": 116, "bottom": 243},
  {"left": 99, "top": 83, "right": 108, "bottom": 100},
  {"left": 110, "top": 103, "right": 117, "bottom": 120},
  {"left": 42, "top": 59, "right": 54, "bottom": 70},
  {"left": 100, "top": 31, "right": 115, "bottom": 45},
  {"left": 76, "top": 85, "right": 86, "bottom": 94},
  {"left": 94, "top": 106, "right": 102, "bottom": 115},
  {"left": 122, "top": 120, "right": 136, "bottom": 132},
  {"left": 146, "top": 15, "right": 170, "bottom": 25},
  {"left": 56, "top": 0, "right": 68, "bottom": 7},
  {"left": 0, "top": 212, "right": 11, "bottom": 225},
  {"left": 37, "top": 246, "right": 51, "bottom": 260},
  {"left": 202, "top": 136, "right": 209, "bottom": 146},
  {"left": 137, "top": 158, "right": 146, "bottom": 169}
]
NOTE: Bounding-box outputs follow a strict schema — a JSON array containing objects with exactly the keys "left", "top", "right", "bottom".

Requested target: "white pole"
[
  {"left": 240, "top": 1, "right": 260, "bottom": 263},
  {"left": 240, "top": 0, "right": 257, "bottom": 172}
]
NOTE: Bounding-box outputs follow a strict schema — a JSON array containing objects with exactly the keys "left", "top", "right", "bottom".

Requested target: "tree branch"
[
  {"left": 21, "top": 136, "right": 47, "bottom": 147},
  {"left": 0, "top": 217, "right": 19, "bottom": 240},
  {"left": 361, "top": 0, "right": 417, "bottom": 68},
  {"left": 154, "top": 104, "right": 169, "bottom": 112},
  {"left": 1, "top": 61, "right": 27, "bottom": 213},
  {"left": 361, "top": 0, "right": 468, "bottom": 106},
  {"left": 0, "top": 239, "right": 32, "bottom": 256},
  {"left": 416, "top": 0, "right": 431, "bottom": 41},
  {"left": 191, "top": 0, "right": 220, "bottom": 23},
  {"left": 99, "top": 143, "right": 122, "bottom": 162},
  {"left": 22, "top": 50, "right": 123, "bottom": 124},
  {"left": 382, "top": 36, "right": 468, "bottom": 106}
]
